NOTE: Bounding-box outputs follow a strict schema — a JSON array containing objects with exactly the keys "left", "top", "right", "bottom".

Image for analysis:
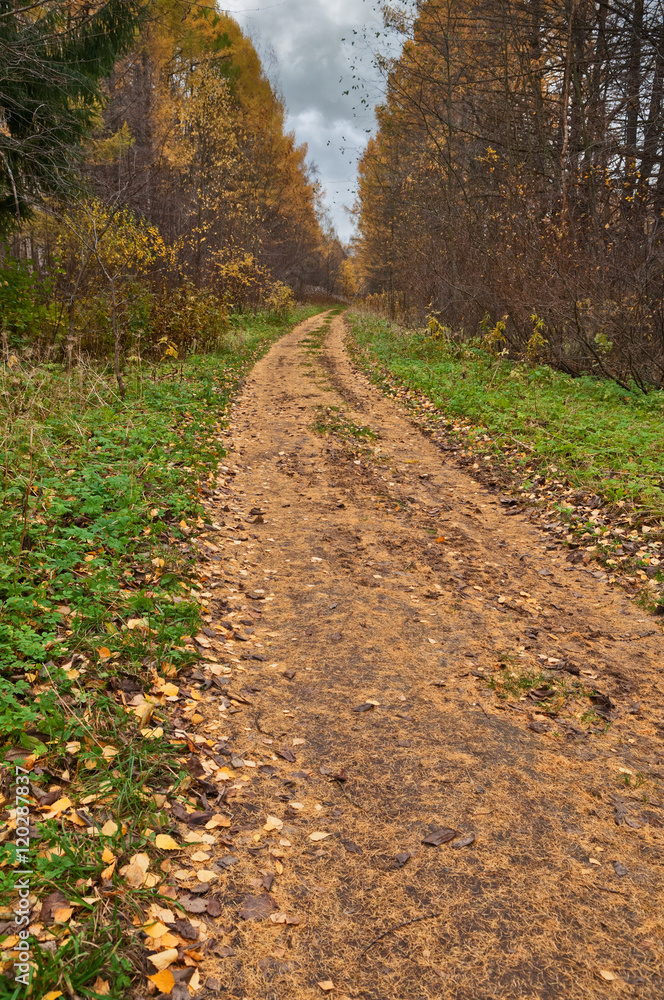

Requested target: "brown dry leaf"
[
  {"left": 91, "top": 978, "right": 110, "bottom": 995},
  {"left": 309, "top": 831, "right": 330, "bottom": 842},
  {"left": 124, "top": 864, "right": 147, "bottom": 888},
  {"left": 155, "top": 834, "right": 180, "bottom": 851},
  {"left": 598, "top": 970, "right": 617, "bottom": 982},
  {"left": 239, "top": 893, "right": 279, "bottom": 921},
  {"left": 264, "top": 815, "right": 284, "bottom": 832},
  {"left": 318, "top": 981, "right": 335, "bottom": 992},
  {"left": 422, "top": 827, "right": 457, "bottom": 847},
  {"left": 123, "top": 852, "right": 150, "bottom": 888},
  {"left": 147, "top": 948, "right": 179, "bottom": 971},
  {"left": 97, "top": 646, "right": 112, "bottom": 661},
  {"left": 52, "top": 906, "right": 73, "bottom": 923},
  {"left": 451, "top": 834, "right": 476, "bottom": 849},
  {"left": 101, "top": 746, "right": 119, "bottom": 759},
  {"left": 147, "top": 970, "right": 175, "bottom": 993}
]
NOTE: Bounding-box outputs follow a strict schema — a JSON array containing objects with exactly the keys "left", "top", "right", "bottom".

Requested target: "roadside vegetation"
[
  {"left": 0, "top": 306, "right": 322, "bottom": 997},
  {"left": 347, "top": 311, "right": 664, "bottom": 611}
]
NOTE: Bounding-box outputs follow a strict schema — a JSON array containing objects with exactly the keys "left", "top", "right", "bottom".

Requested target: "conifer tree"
[{"left": 0, "top": 0, "right": 147, "bottom": 231}]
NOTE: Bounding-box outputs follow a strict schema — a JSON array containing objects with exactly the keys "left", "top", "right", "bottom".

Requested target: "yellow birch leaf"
[
  {"left": 205, "top": 814, "right": 231, "bottom": 829},
  {"left": 155, "top": 834, "right": 180, "bottom": 851},
  {"left": 196, "top": 869, "right": 218, "bottom": 882},
  {"left": 148, "top": 970, "right": 176, "bottom": 992},
  {"left": 101, "top": 860, "right": 116, "bottom": 879},
  {"left": 143, "top": 921, "right": 168, "bottom": 939},
  {"left": 147, "top": 948, "right": 178, "bottom": 972}
]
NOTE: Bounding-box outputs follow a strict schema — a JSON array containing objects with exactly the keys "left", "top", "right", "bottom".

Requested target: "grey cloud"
[{"left": 231, "top": 0, "right": 386, "bottom": 242}]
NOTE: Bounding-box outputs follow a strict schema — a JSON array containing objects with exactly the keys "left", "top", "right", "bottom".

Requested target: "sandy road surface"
[{"left": 180, "top": 312, "right": 663, "bottom": 1000}]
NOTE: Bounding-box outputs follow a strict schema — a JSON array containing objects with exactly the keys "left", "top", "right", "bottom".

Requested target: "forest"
[
  {"left": 355, "top": 0, "right": 664, "bottom": 389},
  {"left": 0, "top": 0, "right": 350, "bottom": 377}
]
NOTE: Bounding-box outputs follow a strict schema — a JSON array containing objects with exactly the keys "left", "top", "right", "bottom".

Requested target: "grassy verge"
[
  {"left": 346, "top": 312, "right": 664, "bottom": 609},
  {"left": 0, "top": 306, "right": 322, "bottom": 998}
]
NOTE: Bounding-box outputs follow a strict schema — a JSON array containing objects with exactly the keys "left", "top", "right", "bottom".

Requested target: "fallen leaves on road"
[
  {"left": 239, "top": 893, "right": 279, "bottom": 921},
  {"left": 422, "top": 827, "right": 457, "bottom": 846}
]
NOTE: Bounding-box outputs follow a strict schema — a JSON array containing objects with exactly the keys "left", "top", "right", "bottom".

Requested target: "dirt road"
[{"left": 179, "top": 312, "right": 663, "bottom": 1000}]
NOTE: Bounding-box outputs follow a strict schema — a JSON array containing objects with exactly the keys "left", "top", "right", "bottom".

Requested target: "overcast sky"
[{"left": 228, "top": 1, "right": 391, "bottom": 243}]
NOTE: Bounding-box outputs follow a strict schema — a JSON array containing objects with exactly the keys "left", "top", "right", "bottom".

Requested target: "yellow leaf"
[
  {"left": 102, "top": 746, "right": 119, "bottom": 759},
  {"left": 196, "top": 869, "right": 218, "bottom": 882},
  {"left": 162, "top": 683, "right": 179, "bottom": 697},
  {"left": 101, "top": 820, "right": 118, "bottom": 836},
  {"left": 147, "top": 948, "right": 179, "bottom": 972},
  {"left": 42, "top": 796, "right": 72, "bottom": 818},
  {"left": 127, "top": 618, "right": 149, "bottom": 631},
  {"left": 52, "top": 907, "right": 73, "bottom": 923},
  {"left": 205, "top": 814, "right": 231, "bottom": 829},
  {"left": 155, "top": 834, "right": 180, "bottom": 851},
  {"left": 101, "top": 860, "right": 116, "bottom": 880},
  {"left": 141, "top": 726, "right": 164, "bottom": 739},
  {"left": 309, "top": 831, "right": 330, "bottom": 842},
  {"left": 41, "top": 992, "right": 64, "bottom": 1000},
  {"left": 143, "top": 921, "right": 169, "bottom": 939},
  {"left": 65, "top": 741, "right": 81, "bottom": 754},
  {"left": 264, "top": 815, "right": 283, "bottom": 832},
  {"left": 91, "top": 978, "right": 110, "bottom": 995},
  {"left": 97, "top": 647, "right": 112, "bottom": 661},
  {"left": 318, "top": 981, "right": 335, "bottom": 992},
  {"left": 598, "top": 970, "right": 617, "bottom": 982},
  {"left": 101, "top": 848, "right": 115, "bottom": 863}
]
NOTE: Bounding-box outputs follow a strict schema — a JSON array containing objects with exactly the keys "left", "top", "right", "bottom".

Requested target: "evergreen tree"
[{"left": 0, "top": 0, "right": 147, "bottom": 231}]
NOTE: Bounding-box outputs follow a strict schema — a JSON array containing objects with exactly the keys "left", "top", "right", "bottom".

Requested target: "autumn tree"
[{"left": 355, "top": 0, "right": 664, "bottom": 386}]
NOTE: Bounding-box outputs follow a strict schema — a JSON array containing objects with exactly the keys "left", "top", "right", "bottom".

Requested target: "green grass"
[
  {"left": 311, "top": 404, "right": 378, "bottom": 442},
  {"left": 347, "top": 313, "right": 664, "bottom": 517},
  {"left": 0, "top": 305, "right": 322, "bottom": 998}
]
